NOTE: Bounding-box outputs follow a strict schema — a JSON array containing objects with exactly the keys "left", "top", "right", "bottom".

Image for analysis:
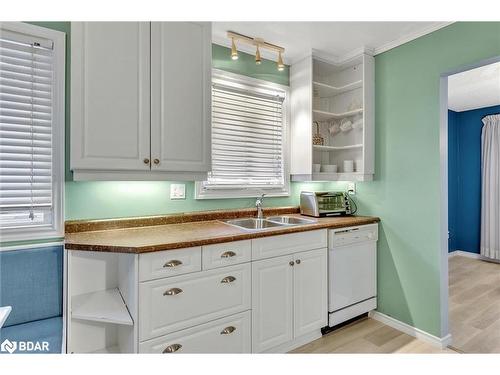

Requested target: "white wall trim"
[
  {"left": 0, "top": 241, "right": 64, "bottom": 252},
  {"left": 369, "top": 311, "right": 452, "bottom": 349},
  {"left": 449, "top": 250, "right": 500, "bottom": 263},
  {"left": 373, "top": 22, "right": 454, "bottom": 55}
]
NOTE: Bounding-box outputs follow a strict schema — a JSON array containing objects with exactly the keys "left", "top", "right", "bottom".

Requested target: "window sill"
[{"left": 194, "top": 182, "right": 290, "bottom": 200}]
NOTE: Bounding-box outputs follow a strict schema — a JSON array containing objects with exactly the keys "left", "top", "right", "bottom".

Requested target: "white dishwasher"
[{"left": 327, "top": 223, "right": 378, "bottom": 328}]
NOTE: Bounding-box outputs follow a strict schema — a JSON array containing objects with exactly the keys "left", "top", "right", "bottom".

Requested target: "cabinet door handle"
[
  {"left": 220, "top": 326, "right": 236, "bottom": 335},
  {"left": 163, "top": 343, "right": 182, "bottom": 353},
  {"left": 163, "top": 287, "right": 183, "bottom": 296},
  {"left": 163, "top": 259, "right": 183, "bottom": 268},
  {"left": 220, "top": 251, "right": 236, "bottom": 258},
  {"left": 296, "top": 259, "right": 301, "bottom": 264},
  {"left": 289, "top": 261, "right": 295, "bottom": 266},
  {"left": 153, "top": 158, "right": 160, "bottom": 165},
  {"left": 143, "top": 158, "right": 150, "bottom": 164},
  {"left": 220, "top": 276, "right": 236, "bottom": 283}
]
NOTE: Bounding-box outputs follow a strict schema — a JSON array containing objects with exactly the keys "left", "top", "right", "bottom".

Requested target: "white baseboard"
[
  {"left": 368, "top": 311, "right": 452, "bottom": 349},
  {"left": 449, "top": 250, "right": 500, "bottom": 263}
]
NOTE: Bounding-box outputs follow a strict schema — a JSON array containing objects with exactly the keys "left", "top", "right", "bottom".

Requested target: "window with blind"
[
  {"left": 0, "top": 23, "right": 64, "bottom": 241},
  {"left": 196, "top": 70, "right": 289, "bottom": 199}
]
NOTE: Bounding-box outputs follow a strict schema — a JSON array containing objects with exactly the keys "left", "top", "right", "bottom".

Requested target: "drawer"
[
  {"left": 139, "top": 263, "right": 251, "bottom": 341},
  {"left": 139, "top": 247, "right": 201, "bottom": 282},
  {"left": 202, "top": 240, "right": 251, "bottom": 270},
  {"left": 251, "top": 229, "right": 327, "bottom": 260},
  {"left": 139, "top": 311, "right": 251, "bottom": 353}
]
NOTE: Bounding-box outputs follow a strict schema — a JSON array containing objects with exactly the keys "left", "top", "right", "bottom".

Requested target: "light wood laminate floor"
[
  {"left": 291, "top": 317, "right": 456, "bottom": 354},
  {"left": 448, "top": 255, "right": 500, "bottom": 353}
]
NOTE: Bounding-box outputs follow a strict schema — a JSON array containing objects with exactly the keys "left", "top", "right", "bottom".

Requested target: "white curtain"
[{"left": 481, "top": 114, "right": 500, "bottom": 260}]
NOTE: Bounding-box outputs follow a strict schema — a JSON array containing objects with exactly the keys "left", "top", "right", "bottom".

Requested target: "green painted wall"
[
  {"left": 354, "top": 22, "right": 500, "bottom": 337},
  {"left": 9, "top": 22, "right": 500, "bottom": 339}
]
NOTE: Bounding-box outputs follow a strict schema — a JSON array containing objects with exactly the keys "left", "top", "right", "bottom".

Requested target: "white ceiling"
[
  {"left": 212, "top": 22, "right": 452, "bottom": 64},
  {"left": 448, "top": 62, "right": 500, "bottom": 112}
]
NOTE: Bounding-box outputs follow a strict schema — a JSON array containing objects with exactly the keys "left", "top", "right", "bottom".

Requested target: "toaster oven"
[{"left": 300, "top": 191, "right": 353, "bottom": 217}]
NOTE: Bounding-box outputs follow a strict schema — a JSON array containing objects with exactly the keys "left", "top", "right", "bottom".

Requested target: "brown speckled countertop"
[{"left": 64, "top": 208, "right": 380, "bottom": 254}]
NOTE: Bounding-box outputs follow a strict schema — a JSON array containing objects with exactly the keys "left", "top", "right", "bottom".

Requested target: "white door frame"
[{"left": 439, "top": 55, "right": 500, "bottom": 341}]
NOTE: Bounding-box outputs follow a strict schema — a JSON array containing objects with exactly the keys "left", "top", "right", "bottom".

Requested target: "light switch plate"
[
  {"left": 170, "top": 184, "right": 186, "bottom": 200},
  {"left": 347, "top": 182, "right": 356, "bottom": 195}
]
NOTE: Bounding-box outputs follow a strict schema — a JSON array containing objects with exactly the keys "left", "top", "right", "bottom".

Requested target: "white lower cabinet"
[
  {"left": 68, "top": 229, "right": 329, "bottom": 353},
  {"left": 252, "top": 254, "right": 294, "bottom": 352},
  {"left": 139, "top": 311, "right": 251, "bottom": 354},
  {"left": 252, "top": 247, "right": 327, "bottom": 353},
  {"left": 139, "top": 263, "right": 251, "bottom": 341}
]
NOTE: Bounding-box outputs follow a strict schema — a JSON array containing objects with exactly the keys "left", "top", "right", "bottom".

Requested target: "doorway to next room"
[{"left": 447, "top": 60, "right": 500, "bottom": 353}]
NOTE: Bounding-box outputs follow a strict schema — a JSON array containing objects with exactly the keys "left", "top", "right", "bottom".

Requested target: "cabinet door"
[
  {"left": 293, "top": 248, "right": 327, "bottom": 337},
  {"left": 71, "top": 22, "right": 151, "bottom": 171},
  {"left": 252, "top": 255, "right": 294, "bottom": 353},
  {"left": 150, "top": 22, "right": 211, "bottom": 172}
]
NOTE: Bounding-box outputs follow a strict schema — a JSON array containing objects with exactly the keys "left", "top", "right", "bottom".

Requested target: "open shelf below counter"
[
  {"left": 313, "top": 80, "right": 363, "bottom": 97},
  {"left": 71, "top": 288, "right": 133, "bottom": 326},
  {"left": 313, "top": 108, "right": 363, "bottom": 121},
  {"left": 313, "top": 144, "right": 363, "bottom": 151}
]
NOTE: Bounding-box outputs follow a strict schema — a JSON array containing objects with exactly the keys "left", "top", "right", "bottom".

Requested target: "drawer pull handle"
[
  {"left": 220, "top": 326, "right": 236, "bottom": 335},
  {"left": 296, "top": 259, "right": 301, "bottom": 264},
  {"left": 221, "top": 276, "right": 236, "bottom": 284},
  {"left": 221, "top": 251, "right": 236, "bottom": 258},
  {"left": 163, "top": 259, "right": 183, "bottom": 268},
  {"left": 163, "top": 343, "right": 182, "bottom": 353},
  {"left": 163, "top": 288, "right": 183, "bottom": 296}
]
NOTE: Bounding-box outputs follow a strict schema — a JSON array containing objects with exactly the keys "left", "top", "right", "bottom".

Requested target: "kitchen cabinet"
[
  {"left": 66, "top": 229, "right": 327, "bottom": 353},
  {"left": 290, "top": 53, "right": 374, "bottom": 181},
  {"left": 70, "top": 22, "right": 211, "bottom": 181},
  {"left": 252, "top": 247, "right": 327, "bottom": 353},
  {"left": 252, "top": 254, "right": 294, "bottom": 352}
]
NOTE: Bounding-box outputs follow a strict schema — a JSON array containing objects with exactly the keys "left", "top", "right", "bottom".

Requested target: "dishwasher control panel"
[{"left": 329, "top": 224, "right": 378, "bottom": 247}]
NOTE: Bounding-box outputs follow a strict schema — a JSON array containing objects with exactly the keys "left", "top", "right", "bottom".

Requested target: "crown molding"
[{"left": 373, "top": 22, "right": 455, "bottom": 55}]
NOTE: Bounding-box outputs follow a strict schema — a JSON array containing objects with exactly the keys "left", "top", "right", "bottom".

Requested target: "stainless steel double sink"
[{"left": 222, "top": 216, "right": 316, "bottom": 231}]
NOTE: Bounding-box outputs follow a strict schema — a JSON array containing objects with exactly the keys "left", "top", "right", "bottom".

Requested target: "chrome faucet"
[{"left": 255, "top": 194, "right": 265, "bottom": 220}]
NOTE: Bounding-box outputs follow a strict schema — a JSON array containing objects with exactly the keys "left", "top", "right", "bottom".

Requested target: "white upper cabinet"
[
  {"left": 71, "top": 22, "right": 151, "bottom": 173},
  {"left": 150, "top": 22, "right": 211, "bottom": 173},
  {"left": 71, "top": 22, "right": 212, "bottom": 181},
  {"left": 290, "top": 53, "right": 375, "bottom": 181}
]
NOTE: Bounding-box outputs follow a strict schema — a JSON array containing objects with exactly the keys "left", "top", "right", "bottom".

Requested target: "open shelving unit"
[
  {"left": 72, "top": 288, "right": 133, "bottom": 326},
  {"left": 290, "top": 52, "right": 374, "bottom": 181},
  {"left": 67, "top": 251, "right": 138, "bottom": 354}
]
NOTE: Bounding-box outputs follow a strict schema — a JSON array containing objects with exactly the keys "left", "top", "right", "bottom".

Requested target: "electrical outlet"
[
  {"left": 347, "top": 182, "right": 356, "bottom": 195},
  {"left": 170, "top": 183, "right": 186, "bottom": 200}
]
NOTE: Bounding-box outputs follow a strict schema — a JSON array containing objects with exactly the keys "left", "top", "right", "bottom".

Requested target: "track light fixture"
[
  {"left": 230, "top": 37, "right": 238, "bottom": 60},
  {"left": 255, "top": 45, "right": 262, "bottom": 65},
  {"left": 227, "top": 31, "right": 285, "bottom": 71},
  {"left": 277, "top": 51, "right": 285, "bottom": 71}
]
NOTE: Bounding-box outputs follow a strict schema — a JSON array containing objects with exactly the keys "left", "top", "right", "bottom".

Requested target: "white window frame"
[
  {"left": 0, "top": 22, "right": 65, "bottom": 242},
  {"left": 196, "top": 69, "right": 290, "bottom": 199}
]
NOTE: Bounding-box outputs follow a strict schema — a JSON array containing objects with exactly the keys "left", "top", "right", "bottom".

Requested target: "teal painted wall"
[{"left": 354, "top": 22, "right": 500, "bottom": 337}]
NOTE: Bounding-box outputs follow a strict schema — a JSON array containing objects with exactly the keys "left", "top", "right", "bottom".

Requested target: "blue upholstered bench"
[{"left": 0, "top": 245, "right": 63, "bottom": 354}]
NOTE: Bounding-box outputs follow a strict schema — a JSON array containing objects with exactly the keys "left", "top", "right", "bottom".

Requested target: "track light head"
[
  {"left": 231, "top": 38, "right": 238, "bottom": 60},
  {"left": 277, "top": 51, "right": 285, "bottom": 71},
  {"left": 255, "top": 45, "right": 262, "bottom": 65}
]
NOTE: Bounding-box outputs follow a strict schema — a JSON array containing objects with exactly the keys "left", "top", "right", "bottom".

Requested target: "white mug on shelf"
[
  {"left": 355, "top": 159, "right": 363, "bottom": 172},
  {"left": 343, "top": 160, "right": 354, "bottom": 173}
]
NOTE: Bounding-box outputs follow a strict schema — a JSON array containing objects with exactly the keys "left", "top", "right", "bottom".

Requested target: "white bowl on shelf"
[{"left": 321, "top": 164, "right": 338, "bottom": 173}]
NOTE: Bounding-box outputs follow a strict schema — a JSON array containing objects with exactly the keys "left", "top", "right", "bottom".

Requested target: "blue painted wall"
[{"left": 448, "top": 105, "right": 500, "bottom": 253}]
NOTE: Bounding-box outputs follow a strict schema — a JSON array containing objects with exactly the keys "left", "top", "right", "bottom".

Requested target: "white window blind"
[
  {"left": 201, "top": 79, "right": 286, "bottom": 192},
  {"left": 0, "top": 30, "right": 55, "bottom": 229}
]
